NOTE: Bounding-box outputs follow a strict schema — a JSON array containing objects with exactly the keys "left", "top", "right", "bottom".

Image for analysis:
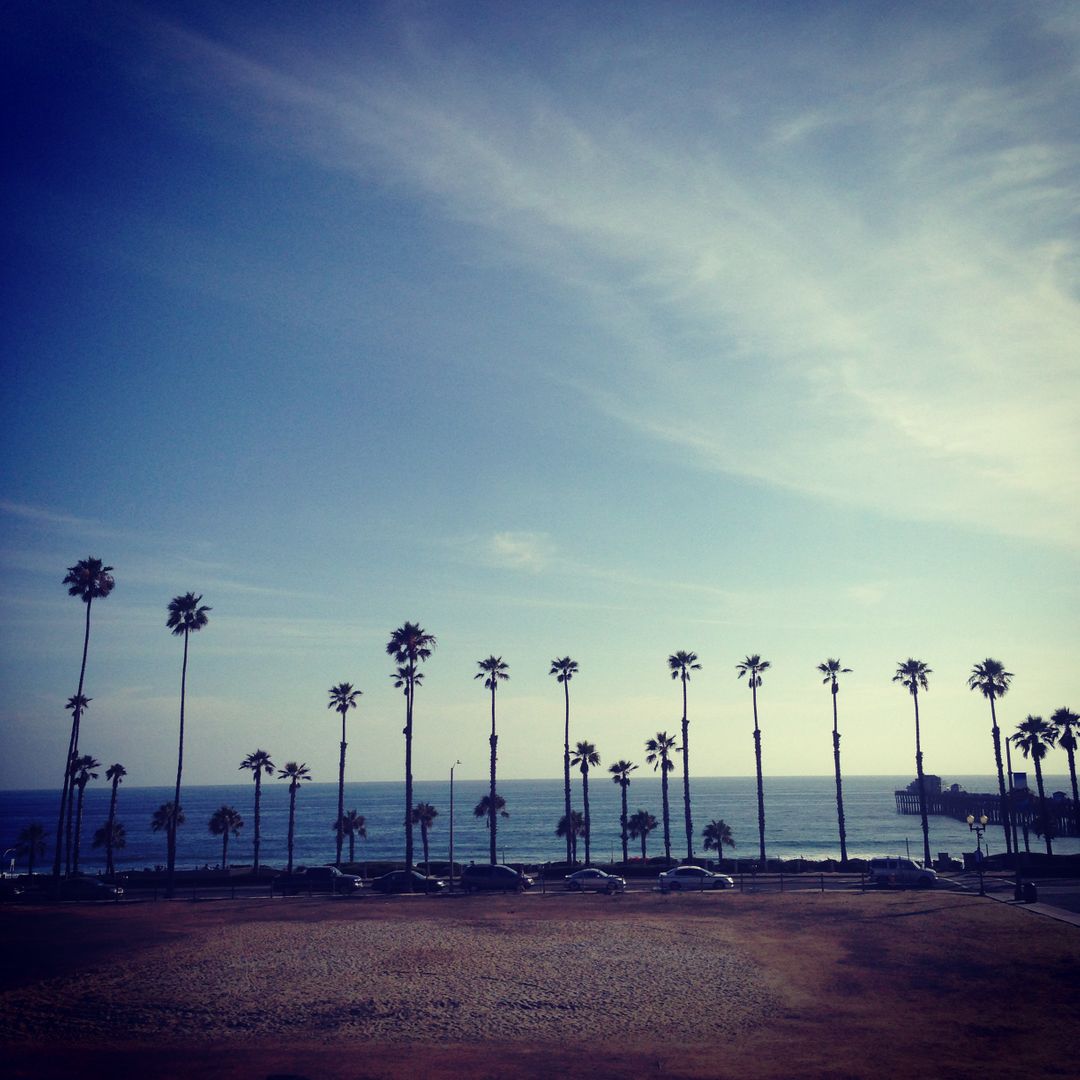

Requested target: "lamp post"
[
  {"left": 449, "top": 760, "right": 461, "bottom": 891},
  {"left": 966, "top": 813, "right": 988, "bottom": 896}
]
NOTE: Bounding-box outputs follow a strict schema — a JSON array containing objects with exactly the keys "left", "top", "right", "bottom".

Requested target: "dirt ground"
[{"left": 1, "top": 890, "right": 1077, "bottom": 1079}]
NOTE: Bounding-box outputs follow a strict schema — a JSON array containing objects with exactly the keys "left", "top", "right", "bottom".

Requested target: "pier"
[{"left": 894, "top": 787, "right": 1078, "bottom": 837}]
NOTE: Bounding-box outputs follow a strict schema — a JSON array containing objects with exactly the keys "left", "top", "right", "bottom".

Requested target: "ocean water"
[{"left": 2, "top": 773, "right": 1076, "bottom": 873}]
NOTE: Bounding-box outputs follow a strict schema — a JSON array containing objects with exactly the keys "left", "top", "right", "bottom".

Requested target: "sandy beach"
[{"left": 2, "top": 890, "right": 1077, "bottom": 1079}]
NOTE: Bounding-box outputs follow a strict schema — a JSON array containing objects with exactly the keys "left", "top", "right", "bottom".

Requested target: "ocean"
[{"left": 3, "top": 773, "right": 1076, "bottom": 873}]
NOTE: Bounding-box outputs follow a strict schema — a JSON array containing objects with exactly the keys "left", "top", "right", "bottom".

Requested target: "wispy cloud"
[
  {"left": 150, "top": 8, "right": 1080, "bottom": 548},
  {"left": 487, "top": 531, "right": 554, "bottom": 573}
]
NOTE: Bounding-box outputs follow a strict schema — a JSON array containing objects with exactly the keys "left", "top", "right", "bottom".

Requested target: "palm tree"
[
  {"left": 549, "top": 657, "right": 579, "bottom": 865},
  {"left": 411, "top": 802, "right": 439, "bottom": 876},
  {"left": 16, "top": 823, "right": 47, "bottom": 876},
  {"left": 92, "top": 821, "right": 126, "bottom": 865},
  {"left": 339, "top": 810, "right": 366, "bottom": 865},
  {"left": 62, "top": 695, "right": 89, "bottom": 875},
  {"left": 968, "top": 659, "right": 1015, "bottom": 856},
  {"left": 239, "top": 749, "right": 275, "bottom": 874},
  {"left": 702, "top": 818, "right": 736, "bottom": 866},
  {"left": 277, "top": 761, "right": 312, "bottom": 874},
  {"left": 736, "top": 654, "right": 771, "bottom": 864},
  {"left": 165, "top": 591, "right": 211, "bottom": 896},
  {"left": 386, "top": 622, "right": 437, "bottom": 872},
  {"left": 608, "top": 760, "right": 638, "bottom": 865},
  {"left": 627, "top": 809, "right": 658, "bottom": 861},
  {"left": 893, "top": 658, "right": 933, "bottom": 867},
  {"left": 668, "top": 650, "right": 701, "bottom": 861},
  {"left": 101, "top": 762, "right": 127, "bottom": 876},
  {"left": 645, "top": 732, "right": 677, "bottom": 863},
  {"left": 818, "top": 659, "right": 852, "bottom": 867},
  {"left": 1011, "top": 716, "right": 1059, "bottom": 855},
  {"left": 556, "top": 810, "right": 585, "bottom": 864},
  {"left": 475, "top": 656, "right": 510, "bottom": 865},
  {"left": 326, "top": 682, "right": 361, "bottom": 867},
  {"left": 569, "top": 741, "right": 599, "bottom": 865},
  {"left": 1050, "top": 708, "right": 1079, "bottom": 836},
  {"left": 71, "top": 754, "right": 99, "bottom": 874},
  {"left": 474, "top": 793, "right": 509, "bottom": 828},
  {"left": 54, "top": 557, "right": 114, "bottom": 881},
  {"left": 151, "top": 803, "right": 185, "bottom": 859},
  {"left": 208, "top": 805, "right": 243, "bottom": 869}
]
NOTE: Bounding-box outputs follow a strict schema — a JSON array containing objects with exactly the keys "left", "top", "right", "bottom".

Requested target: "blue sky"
[{"left": 2, "top": 1, "right": 1078, "bottom": 791}]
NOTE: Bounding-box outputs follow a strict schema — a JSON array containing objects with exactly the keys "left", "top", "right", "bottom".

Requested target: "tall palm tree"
[
  {"left": 1011, "top": 716, "right": 1059, "bottom": 856},
  {"left": 411, "top": 802, "right": 439, "bottom": 876},
  {"left": 818, "top": 659, "right": 852, "bottom": 867},
  {"left": 893, "top": 658, "right": 933, "bottom": 867},
  {"left": 62, "top": 696, "right": 89, "bottom": 875},
  {"left": 151, "top": 803, "right": 185, "bottom": 859},
  {"left": 103, "top": 763, "right": 126, "bottom": 876},
  {"left": 92, "top": 821, "right": 126, "bottom": 865},
  {"left": 208, "top": 805, "right": 243, "bottom": 869},
  {"left": 165, "top": 591, "right": 211, "bottom": 896},
  {"left": 668, "top": 650, "right": 702, "bottom": 861},
  {"left": 239, "top": 749, "right": 275, "bottom": 874},
  {"left": 556, "top": 810, "right": 585, "bottom": 864},
  {"left": 277, "top": 761, "right": 312, "bottom": 874},
  {"left": 627, "top": 809, "right": 658, "bottom": 861},
  {"left": 386, "top": 622, "right": 437, "bottom": 873},
  {"left": 736, "top": 654, "right": 771, "bottom": 864},
  {"left": 645, "top": 732, "right": 677, "bottom": 864},
  {"left": 326, "top": 683, "right": 361, "bottom": 867},
  {"left": 17, "top": 823, "right": 47, "bottom": 877},
  {"left": 475, "top": 656, "right": 510, "bottom": 865},
  {"left": 54, "top": 557, "right": 114, "bottom": 881},
  {"left": 549, "top": 657, "right": 579, "bottom": 866},
  {"left": 702, "top": 819, "right": 736, "bottom": 865},
  {"left": 608, "top": 760, "right": 638, "bottom": 865},
  {"left": 1049, "top": 708, "right": 1079, "bottom": 837},
  {"left": 968, "top": 659, "right": 1015, "bottom": 856},
  {"left": 571, "top": 741, "right": 601, "bottom": 865},
  {"left": 339, "top": 810, "right": 366, "bottom": 865},
  {"left": 71, "top": 754, "right": 99, "bottom": 874}
]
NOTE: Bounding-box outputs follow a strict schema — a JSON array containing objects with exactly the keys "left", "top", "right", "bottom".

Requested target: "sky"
[{"left": 2, "top": 0, "right": 1078, "bottom": 793}]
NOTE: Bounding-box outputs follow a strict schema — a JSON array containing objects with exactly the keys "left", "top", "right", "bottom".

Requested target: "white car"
[
  {"left": 868, "top": 857, "right": 937, "bottom": 889},
  {"left": 658, "top": 865, "right": 734, "bottom": 892},
  {"left": 565, "top": 868, "right": 627, "bottom": 894}
]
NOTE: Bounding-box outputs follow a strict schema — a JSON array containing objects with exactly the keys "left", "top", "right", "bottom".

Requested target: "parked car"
[
  {"left": 868, "top": 857, "right": 937, "bottom": 889},
  {"left": 58, "top": 875, "right": 124, "bottom": 900},
  {"left": 0, "top": 876, "right": 24, "bottom": 901},
  {"left": 657, "top": 865, "right": 735, "bottom": 892},
  {"left": 461, "top": 863, "right": 535, "bottom": 893},
  {"left": 565, "top": 868, "right": 627, "bottom": 894},
  {"left": 370, "top": 869, "right": 447, "bottom": 894},
  {"left": 273, "top": 866, "right": 363, "bottom": 895}
]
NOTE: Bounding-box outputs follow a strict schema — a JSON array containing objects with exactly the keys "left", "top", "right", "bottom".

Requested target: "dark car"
[
  {"left": 273, "top": 866, "right": 363, "bottom": 895},
  {"left": 370, "top": 869, "right": 447, "bottom": 894},
  {"left": 57, "top": 875, "right": 123, "bottom": 900},
  {"left": 461, "top": 863, "right": 535, "bottom": 893}
]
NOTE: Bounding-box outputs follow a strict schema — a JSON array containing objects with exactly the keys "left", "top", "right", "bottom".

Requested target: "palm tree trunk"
[
  {"left": 912, "top": 691, "right": 932, "bottom": 867},
  {"left": 422, "top": 825, "right": 430, "bottom": 876},
  {"left": 1066, "top": 735, "right": 1080, "bottom": 837},
  {"left": 222, "top": 829, "right": 229, "bottom": 870},
  {"left": 336, "top": 709, "right": 347, "bottom": 867},
  {"left": 349, "top": 828, "right": 356, "bottom": 865},
  {"left": 253, "top": 775, "right": 262, "bottom": 873},
  {"left": 753, "top": 684, "right": 766, "bottom": 864},
  {"left": 73, "top": 780, "right": 86, "bottom": 874},
  {"left": 831, "top": 683, "right": 848, "bottom": 867},
  {"left": 582, "top": 768, "right": 591, "bottom": 866},
  {"left": 287, "top": 784, "right": 297, "bottom": 874},
  {"left": 620, "top": 783, "right": 629, "bottom": 865},
  {"left": 640, "top": 831, "right": 647, "bottom": 861},
  {"left": 65, "top": 759, "right": 78, "bottom": 875},
  {"left": 404, "top": 672, "right": 415, "bottom": 874},
  {"left": 562, "top": 681, "right": 572, "bottom": 866},
  {"left": 988, "top": 695, "right": 1013, "bottom": 856},
  {"left": 661, "top": 767, "right": 671, "bottom": 863},
  {"left": 1033, "top": 756, "right": 1052, "bottom": 856},
  {"left": 106, "top": 778, "right": 119, "bottom": 876},
  {"left": 489, "top": 683, "right": 498, "bottom": 866},
  {"left": 167, "top": 628, "right": 189, "bottom": 898},
  {"left": 681, "top": 675, "right": 693, "bottom": 862}
]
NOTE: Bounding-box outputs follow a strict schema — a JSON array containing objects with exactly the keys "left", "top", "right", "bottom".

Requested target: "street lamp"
[
  {"left": 449, "top": 760, "right": 461, "bottom": 891},
  {"left": 966, "top": 813, "right": 989, "bottom": 896}
]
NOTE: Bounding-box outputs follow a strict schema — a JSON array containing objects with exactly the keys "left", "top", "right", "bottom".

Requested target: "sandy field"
[{"left": 2, "top": 890, "right": 1077, "bottom": 1079}]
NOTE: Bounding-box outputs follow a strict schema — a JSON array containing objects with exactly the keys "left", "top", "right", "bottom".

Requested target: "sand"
[{"left": 2, "top": 890, "right": 1078, "bottom": 1079}]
